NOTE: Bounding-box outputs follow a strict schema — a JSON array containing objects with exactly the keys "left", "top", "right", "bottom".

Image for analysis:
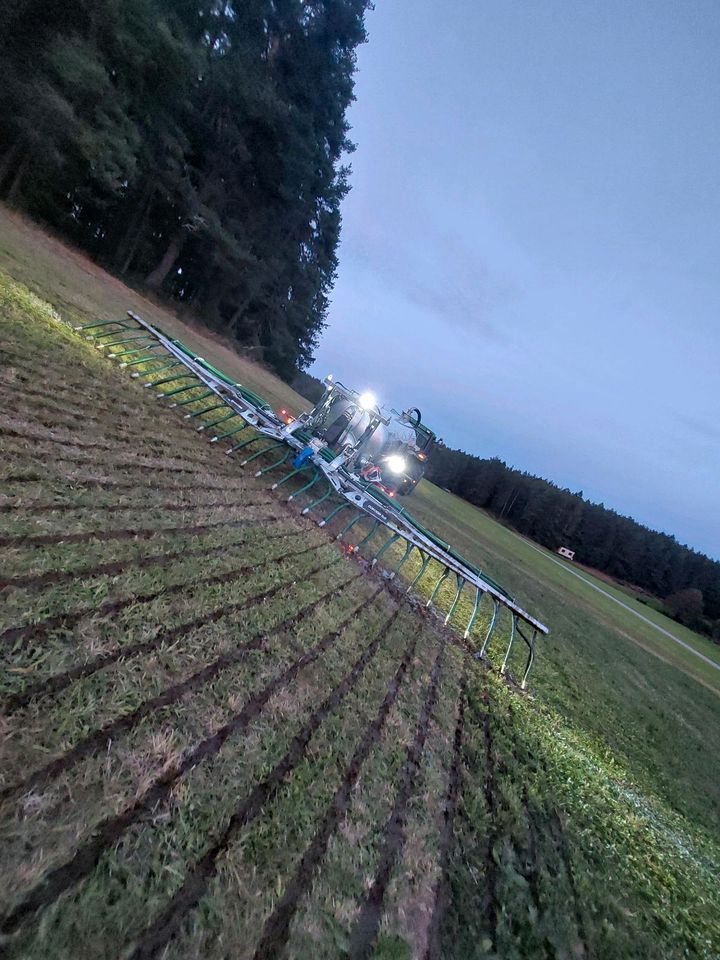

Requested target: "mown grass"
[
  {"left": 1, "top": 219, "right": 719, "bottom": 960},
  {"left": 392, "top": 483, "right": 720, "bottom": 843},
  {"left": 411, "top": 483, "right": 720, "bottom": 673}
]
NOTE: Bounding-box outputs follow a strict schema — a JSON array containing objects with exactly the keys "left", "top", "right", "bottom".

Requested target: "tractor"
[{"left": 296, "top": 377, "right": 435, "bottom": 496}]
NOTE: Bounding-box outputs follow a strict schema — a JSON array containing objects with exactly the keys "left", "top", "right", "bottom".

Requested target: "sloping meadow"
[{"left": 1, "top": 273, "right": 718, "bottom": 959}]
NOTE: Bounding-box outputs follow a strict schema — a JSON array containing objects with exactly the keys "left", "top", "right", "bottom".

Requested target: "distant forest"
[
  {"left": 425, "top": 444, "right": 720, "bottom": 638},
  {"left": 0, "top": 0, "right": 370, "bottom": 377}
]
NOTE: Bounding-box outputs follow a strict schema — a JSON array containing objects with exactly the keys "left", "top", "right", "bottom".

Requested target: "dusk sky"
[{"left": 310, "top": 0, "right": 720, "bottom": 559}]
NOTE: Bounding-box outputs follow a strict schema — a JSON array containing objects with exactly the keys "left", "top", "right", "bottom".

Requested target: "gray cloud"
[
  {"left": 344, "top": 212, "right": 513, "bottom": 341},
  {"left": 674, "top": 413, "right": 720, "bottom": 443}
]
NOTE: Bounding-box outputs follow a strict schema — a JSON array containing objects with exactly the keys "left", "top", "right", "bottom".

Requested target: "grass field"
[
  {"left": 408, "top": 484, "right": 720, "bottom": 834},
  {"left": 0, "top": 207, "right": 309, "bottom": 415},
  {"left": 1, "top": 210, "right": 719, "bottom": 959}
]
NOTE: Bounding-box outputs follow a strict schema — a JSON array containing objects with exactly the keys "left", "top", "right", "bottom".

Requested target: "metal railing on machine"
[{"left": 73, "top": 311, "right": 549, "bottom": 687}]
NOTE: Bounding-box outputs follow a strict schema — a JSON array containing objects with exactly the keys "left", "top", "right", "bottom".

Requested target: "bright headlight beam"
[
  {"left": 358, "top": 391, "right": 377, "bottom": 411},
  {"left": 386, "top": 454, "right": 406, "bottom": 474}
]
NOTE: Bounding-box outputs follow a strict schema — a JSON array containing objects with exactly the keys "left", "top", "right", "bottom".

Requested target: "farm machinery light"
[{"left": 69, "top": 311, "right": 550, "bottom": 689}]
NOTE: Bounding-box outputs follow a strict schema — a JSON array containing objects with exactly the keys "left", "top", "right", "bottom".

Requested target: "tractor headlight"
[
  {"left": 358, "top": 391, "right": 377, "bottom": 411},
  {"left": 386, "top": 454, "right": 407, "bottom": 474}
]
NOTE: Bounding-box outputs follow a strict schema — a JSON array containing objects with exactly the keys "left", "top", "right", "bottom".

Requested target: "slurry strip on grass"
[
  {"left": 347, "top": 633, "right": 448, "bottom": 960},
  {"left": 0, "top": 510, "right": 276, "bottom": 548},
  {"left": 113, "top": 602, "right": 410, "bottom": 959},
  {"left": 0, "top": 531, "right": 304, "bottom": 648},
  {"left": 1, "top": 404, "right": 223, "bottom": 453},
  {"left": 0, "top": 496, "right": 257, "bottom": 518},
  {"left": 424, "top": 658, "right": 468, "bottom": 960},
  {"left": 0, "top": 387, "right": 108, "bottom": 428},
  {"left": 0, "top": 429, "right": 247, "bottom": 471},
  {"left": 123, "top": 609, "right": 402, "bottom": 960},
  {"left": 0, "top": 536, "right": 323, "bottom": 694},
  {"left": 0, "top": 426, "right": 117, "bottom": 451},
  {"left": 0, "top": 475, "right": 253, "bottom": 496},
  {"left": 0, "top": 422, "right": 245, "bottom": 472},
  {"left": 0, "top": 371, "right": 227, "bottom": 437},
  {"left": 160, "top": 612, "right": 423, "bottom": 958},
  {"left": 480, "top": 682, "right": 500, "bottom": 950},
  {"left": 0, "top": 514, "right": 287, "bottom": 589},
  {"left": 22, "top": 452, "right": 252, "bottom": 484},
  {"left": 2, "top": 576, "right": 403, "bottom": 958},
  {"left": 281, "top": 616, "right": 443, "bottom": 960},
  {"left": 1, "top": 411, "right": 234, "bottom": 465},
  {"left": 251, "top": 618, "right": 423, "bottom": 960},
  {"left": 0, "top": 495, "right": 232, "bottom": 515},
  {"left": 8, "top": 450, "right": 248, "bottom": 480},
  {"left": 1, "top": 420, "right": 231, "bottom": 459},
  {"left": 438, "top": 672, "right": 568, "bottom": 960},
  {"left": 0, "top": 525, "right": 300, "bottom": 635},
  {"left": 0, "top": 563, "right": 358, "bottom": 804},
  {"left": 1, "top": 500, "right": 282, "bottom": 581},
  {"left": 0, "top": 566, "right": 368, "bottom": 899},
  {"left": 2, "top": 543, "right": 335, "bottom": 714},
  {"left": 0, "top": 582, "right": 384, "bottom": 939}
]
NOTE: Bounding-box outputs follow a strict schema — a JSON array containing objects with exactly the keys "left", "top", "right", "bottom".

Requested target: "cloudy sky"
[{"left": 310, "top": 0, "right": 720, "bottom": 559}]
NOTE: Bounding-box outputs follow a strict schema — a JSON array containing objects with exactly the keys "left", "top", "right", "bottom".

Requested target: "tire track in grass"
[
  {"left": 442, "top": 672, "right": 559, "bottom": 960},
  {"left": 0, "top": 514, "right": 287, "bottom": 590},
  {"left": 424, "top": 656, "right": 469, "bottom": 960},
  {"left": 122, "top": 607, "right": 403, "bottom": 960},
  {"left": 251, "top": 617, "right": 422, "bottom": 960},
  {"left": 0, "top": 530, "right": 302, "bottom": 648},
  {"left": 0, "top": 582, "right": 384, "bottom": 939},
  {"left": 500, "top": 704, "right": 589, "bottom": 949},
  {"left": 2, "top": 543, "right": 334, "bottom": 715},
  {"left": 0, "top": 510, "right": 276, "bottom": 548},
  {"left": 346, "top": 634, "right": 448, "bottom": 960}
]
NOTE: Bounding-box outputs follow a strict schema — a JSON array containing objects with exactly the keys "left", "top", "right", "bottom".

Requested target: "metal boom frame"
[{"left": 74, "top": 310, "right": 550, "bottom": 688}]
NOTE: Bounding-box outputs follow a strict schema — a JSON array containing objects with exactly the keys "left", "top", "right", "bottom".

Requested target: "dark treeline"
[
  {"left": 0, "top": 0, "right": 370, "bottom": 377},
  {"left": 426, "top": 444, "right": 720, "bottom": 636}
]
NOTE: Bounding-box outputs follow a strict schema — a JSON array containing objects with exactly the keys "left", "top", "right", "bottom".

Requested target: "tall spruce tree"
[{"left": 0, "top": 0, "right": 371, "bottom": 376}]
